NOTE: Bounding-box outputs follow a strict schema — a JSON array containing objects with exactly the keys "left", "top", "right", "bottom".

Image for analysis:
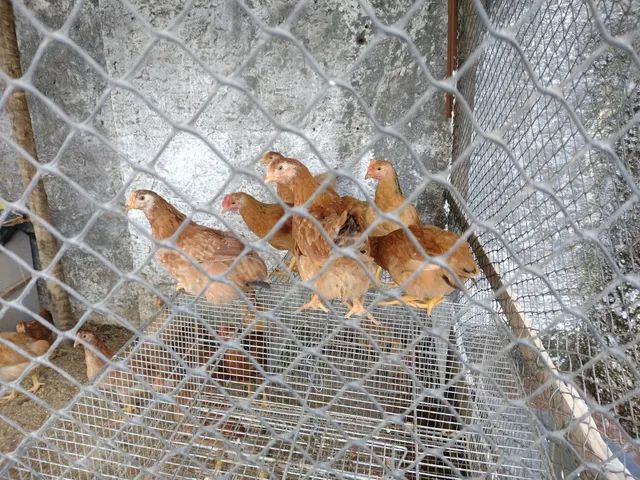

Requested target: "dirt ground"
[{"left": 0, "top": 324, "right": 132, "bottom": 454}]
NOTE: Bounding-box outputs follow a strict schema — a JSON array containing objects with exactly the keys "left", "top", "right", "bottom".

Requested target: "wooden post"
[
  {"left": 0, "top": 0, "right": 75, "bottom": 330},
  {"left": 447, "top": 197, "right": 632, "bottom": 479},
  {"left": 445, "top": 0, "right": 458, "bottom": 118}
]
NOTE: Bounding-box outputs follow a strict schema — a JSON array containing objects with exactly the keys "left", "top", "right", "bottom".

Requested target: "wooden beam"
[
  {"left": 0, "top": 0, "right": 75, "bottom": 329},
  {"left": 448, "top": 197, "right": 632, "bottom": 479}
]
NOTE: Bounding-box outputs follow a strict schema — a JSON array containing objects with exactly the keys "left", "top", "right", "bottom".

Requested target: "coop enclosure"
[{"left": 0, "top": 0, "right": 639, "bottom": 479}]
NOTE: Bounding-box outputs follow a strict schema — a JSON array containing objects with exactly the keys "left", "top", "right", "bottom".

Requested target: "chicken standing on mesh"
[
  {"left": 125, "top": 190, "right": 268, "bottom": 305},
  {"left": 364, "top": 160, "right": 421, "bottom": 237},
  {"left": 221, "top": 192, "right": 294, "bottom": 276},
  {"left": 371, "top": 225, "right": 479, "bottom": 314},
  {"left": 260, "top": 151, "right": 337, "bottom": 204},
  {"left": 214, "top": 324, "right": 268, "bottom": 406},
  {"left": 264, "top": 155, "right": 376, "bottom": 319},
  {"left": 74, "top": 330, "right": 174, "bottom": 414},
  {"left": 0, "top": 326, "right": 50, "bottom": 401}
]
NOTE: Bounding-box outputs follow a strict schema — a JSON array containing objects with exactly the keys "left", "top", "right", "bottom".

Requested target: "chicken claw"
[
  {"left": 381, "top": 295, "right": 443, "bottom": 315},
  {"left": 418, "top": 295, "right": 445, "bottom": 316},
  {"left": 297, "top": 294, "right": 329, "bottom": 313},
  {"left": 0, "top": 390, "right": 18, "bottom": 402},
  {"left": 287, "top": 256, "right": 297, "bottom": 272},
  {"left": 344, "top": 298, "right": 376, "bottom": 323},
  {"left": 28, "top": 372, "right": 43, "bottom": 394}
]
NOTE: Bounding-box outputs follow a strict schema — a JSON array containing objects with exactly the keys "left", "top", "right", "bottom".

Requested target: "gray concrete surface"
[{"left": 1, "top": 0, "right": 451, "bottom": 325}]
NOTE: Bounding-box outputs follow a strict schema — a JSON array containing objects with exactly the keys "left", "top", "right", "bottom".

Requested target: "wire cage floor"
[{"left": 6, "top": 284, "right": 549, "bottom": 479}]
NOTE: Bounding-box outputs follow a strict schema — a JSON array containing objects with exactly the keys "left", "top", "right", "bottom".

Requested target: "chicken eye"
[
  {"left": 277, "top": 165, "right": 284, "bottom": 171},
  {"left": 139, "top": 195, "right": 146, "bottom": 201},
  {"left": 376, "top": 167, "right": 382, "bottom": 171}
]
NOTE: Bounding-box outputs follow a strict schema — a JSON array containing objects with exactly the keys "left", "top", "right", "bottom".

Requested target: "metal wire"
[{"left": 0, "top": 0, "right": 637, "bottom": 479}]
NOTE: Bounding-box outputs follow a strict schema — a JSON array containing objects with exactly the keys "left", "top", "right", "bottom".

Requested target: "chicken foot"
[
  {"left": 297, "top": 294, "right": 329, "bottom": 313},
  {"left": 380, "top": 295, "right": 443, "bottom": 315},
  {"left": 344, "top": 298, "right": 376, "bottom": 323},
  {"left": 28, "top": 371, "right": 43, "bottom": 394},
  {"left": 1, "top": 372, "right": 44, "bottom": 402}
]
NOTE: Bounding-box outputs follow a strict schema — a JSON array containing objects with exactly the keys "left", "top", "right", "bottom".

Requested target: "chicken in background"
[
  {"left": 264, "top": 156, "right": 376, "bottom": 319},
  {"left": 364, "top": 159, "right": 421, "bottom": 237},
  {"left": 215, "top": 325, "right": 267, "bottom": 406},
  {"left": 370, "top": 225, "right": 479, "bottom": 315},
  {"left": 74, "top": 329, "right": 173, "bottom": 414},
  {"left": 0, "top": 324, "right": 51, "bottom": 401},
  {"left": 221, "top": 192, "right": 296, "bottom": 273},
  {"left": 125, "top": 190, "right": 269, "bottom": 306},
  {"left": 16, "top": 307, "right": 55, "bottom": 344},
  {"left": 260, "top": 151, "right": 337, "bottom": 205}
]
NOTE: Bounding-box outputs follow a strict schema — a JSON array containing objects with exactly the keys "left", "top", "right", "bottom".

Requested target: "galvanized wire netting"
[{"left": 0, "top": 0, "right": 638, "bottom": 479}]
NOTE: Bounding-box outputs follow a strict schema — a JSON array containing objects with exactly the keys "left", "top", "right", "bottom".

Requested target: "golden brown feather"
[
  {"left": 0, "top": 330, "right": 50, "bottom": 401},
  {"left": 370, "top": 225, "right": 479, "bottom": 314},
  {"left": 265, "top": 157, "right": 375, "bottom": 318},
  {"left": 125, "top": 190, "right": 268, "bottom": 305},
  {"left": 364, "top": 159, "right": 421, "bottom": 236}
]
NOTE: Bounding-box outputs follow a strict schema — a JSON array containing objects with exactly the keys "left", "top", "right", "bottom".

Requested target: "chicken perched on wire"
[
  {"left": 370, "top": 225, "right": 479, "bottom": 315},
  {"left": 260, "top": 151, "right": 337, "bottom": 205},
  {"left": 264, "top": 156, "right": 376, "bottom": 319},
  {"left": 0, "top": 323, "right": 51, "bottom": 401},
  {"left": 364, "top": 159, "right": 421, "bottom": 237},
  {"left": 125, "top": 190, "right": 268, "bottom": 306},
  {"left": 221, "top": 192, "right": 295, "bottom": 274},
  {"left": 74, "top": 330, "right": 174, "bottom": 414}
]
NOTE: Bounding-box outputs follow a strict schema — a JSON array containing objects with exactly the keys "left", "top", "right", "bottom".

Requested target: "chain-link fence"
[{"left": 0, "top": 0, "right": 638, "bottom": 478}]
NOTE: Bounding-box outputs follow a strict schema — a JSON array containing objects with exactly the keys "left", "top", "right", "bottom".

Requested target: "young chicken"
[
  {"left": 0, "top": 330, "right": 50, "bottom": 401},
  {"left": 215, "top": 325, "right": 267, "bottom": 404},
  {"left": 74, "top": 330, "right": 171, "bottom": 414},
  {"left": 221, "top": 193, "right": 293, "bottom": 252},
  {"left": 125, "top": 190, "right": 268, "bottom": 305},
  {"left": 364, "top": 160, "right": 421, "bottom": 237},
  {"left": 264, "top": 157, "right": 375, "bottom": 318},
  {"left": 221, "top": 192, "right": 296, "bottom": 274},
  {"left": 16, "top": 308, "right": 55, "bottom": 344},
  {"left": 370, "top": 225, "right": 479, "bottom": 314},
  {"left": 260, "top": 151, "right": 337, "bottom": 205},
  {"left": 74, "top": 330, "right": 114, "bottom": 381}
]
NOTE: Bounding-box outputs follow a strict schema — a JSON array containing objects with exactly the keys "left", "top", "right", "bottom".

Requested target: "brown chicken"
[
  {"left": 0, "top": 329, "right": 50, "bottom": 401},
  {"left": 16, "top": 308, "right": 55, "bottom": 344},
  {"left": 370, "top": 225, "right": 479, "bottom": 314},
  {"left": 261, "top": 151, "right": 337, "bottom": 204},
  {"left": 221, "top": 192, "right": 296, "bottom": 274},
  {"left": 74, "top": 330, "right": 171, "bottom": 414},
  {"left": 265, "top": 157, "right": 375, "bottom": 318},
  {"left": 216, "top": 325, "right": 267, "bottom": 405},
  {"left": 74, "top": 330, "right": 114, "bottom": 381},
  {"left": 364, "top": 160, "right": 421, "bottom": 237},
  {"left": 125, "top": 190, "right": 268, "bottom": 305}
]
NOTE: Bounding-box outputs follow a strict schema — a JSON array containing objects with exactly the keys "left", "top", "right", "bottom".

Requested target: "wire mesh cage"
[{"left": 0, "top": 0, "right": 638, "bottom": 479}]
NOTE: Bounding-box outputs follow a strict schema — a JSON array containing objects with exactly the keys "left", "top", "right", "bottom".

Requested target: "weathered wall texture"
[{"left": 0, "top": 0, "right": 450, "bottom": 325}]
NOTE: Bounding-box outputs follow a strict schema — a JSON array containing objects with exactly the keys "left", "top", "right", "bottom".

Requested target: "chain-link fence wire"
[
  {"left": 0, "top": 0, "right": 637, "bottom": 478},
  {"left": 450, "top": 0, "right": 640, "bottom": 477}
]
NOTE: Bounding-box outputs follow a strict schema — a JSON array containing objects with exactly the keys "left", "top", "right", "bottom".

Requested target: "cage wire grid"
[
  {"left": 0, "top": 0, "right": 636, "bottom": 479},
  {"left": 7, "top": 287, "right": 548, "bottom": 479}
]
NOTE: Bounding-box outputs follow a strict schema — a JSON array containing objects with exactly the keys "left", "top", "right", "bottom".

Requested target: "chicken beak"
[
  {"left": 264, "top": 172, "right": 276, "bottom": 184},
  {"left": 73, "top": 338, "right": 80, "bottom": 348},
  {"left": 364, "top": 170, "right": 373, "bottom": 179}
]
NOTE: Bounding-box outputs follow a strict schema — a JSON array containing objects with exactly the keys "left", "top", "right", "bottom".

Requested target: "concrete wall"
[{"left": 0, "top": 0, "right": 450, "bottom": 325}]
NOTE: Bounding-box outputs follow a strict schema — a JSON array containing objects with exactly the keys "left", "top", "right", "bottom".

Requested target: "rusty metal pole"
[
  {"left": 0, "top": 0, "right": 75, "bottom": 329},
  {"left": 445, "top": 0, "right": 458, "bottom": 118}
]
